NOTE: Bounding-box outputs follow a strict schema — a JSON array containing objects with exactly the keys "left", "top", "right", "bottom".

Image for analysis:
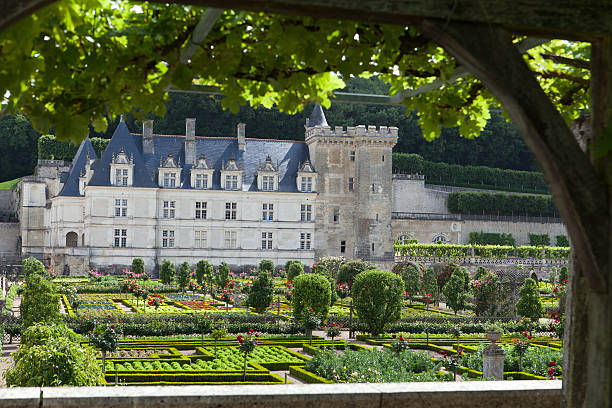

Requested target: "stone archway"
[{"left": 65, "top": 231, "right": 78, "bottom": 247}]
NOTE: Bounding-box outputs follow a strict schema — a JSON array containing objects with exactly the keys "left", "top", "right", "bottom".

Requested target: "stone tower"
[{"left": 305, "top": 104, "right": 398, "bottom": 265}]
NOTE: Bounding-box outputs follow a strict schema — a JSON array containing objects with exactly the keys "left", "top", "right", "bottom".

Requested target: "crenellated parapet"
[{"left": 305, "top": 124, "right": 399, "bottom": 140}]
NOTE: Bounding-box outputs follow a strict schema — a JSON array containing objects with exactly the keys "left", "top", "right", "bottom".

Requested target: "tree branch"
[{"left": 541, "top": 53, "right": 590, "bottom": 70}]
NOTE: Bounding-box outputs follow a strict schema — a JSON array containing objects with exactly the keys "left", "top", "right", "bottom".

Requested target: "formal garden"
[{"left": 0, "top": 255, "right": 566, "bottom": 386}]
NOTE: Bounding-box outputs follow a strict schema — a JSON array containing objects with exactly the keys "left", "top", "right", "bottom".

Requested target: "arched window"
[
  {"left": 397, "top": 235, "right": 410, "bottom": 245},
  {"left": 66, "top": 232, "right": 78, "bottom": 247},
  {"left": 433, "top": 235, "right": 447, "bottom": 244}
]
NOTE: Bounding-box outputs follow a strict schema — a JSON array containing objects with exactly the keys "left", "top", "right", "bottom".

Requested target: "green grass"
[{"left": 0, "top": 178, "right": 21, "bottom": 189}]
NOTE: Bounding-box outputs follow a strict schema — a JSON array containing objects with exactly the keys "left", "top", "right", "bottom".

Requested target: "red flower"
[
  {"left": 237, "top": 335, "right": 243, "bottom": 342},
  {"left": 249, "top": 328, "right": 254, "bottom": 333},
  {"left": 399, "top": 335, "right": 404, "bottom": 341},
  {"left": 528, "top": 335, "right": 532, "bottom": 339},
  {"left": 310, "top": 308, "right": 314, "bottom": 312},
  {"left": 548, "top": 367, "right": 555, "bottom": 376},
  {"left": 111, "top": 324, "right": 116, "bottom": 329},
  {"left": 255, "top": 333, "right": 259, "bottom": 338},
  {"left": 392, "top": 334, "right": 396, "bottom": 339},
  {"left": 549, "top": 361, "right": 556, "bottom": 367}
]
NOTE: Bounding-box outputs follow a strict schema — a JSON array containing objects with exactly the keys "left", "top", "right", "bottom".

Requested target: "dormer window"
[
  {"left": 296, "top": 159, "right": 317, "bottom": 193},
  {"left": 257, "top": 156, "right": 279, "bottom": 192},
  {"left": 221, "top": 157, "right": 243, "bottom": 191},
  {"left": 110, "top": 149, "right": 134, "bottom": 187},
  {"left": 158, "top": 154, "right": 181, "bottom": 188},
  {"left": 191, "top": 154, "right": 214, "bottom": 190}
]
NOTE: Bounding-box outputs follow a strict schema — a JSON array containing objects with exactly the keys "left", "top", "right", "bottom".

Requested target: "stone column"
[{"left": 482, "top": 341, "right": 505, "bottom": 380}]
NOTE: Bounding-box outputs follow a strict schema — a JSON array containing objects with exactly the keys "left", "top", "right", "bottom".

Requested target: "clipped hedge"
[
  {"left": 447, "top": 191, "right": 557, "bottom": 217},
  {"left": 38, "top": 135, "right": 109, "bottom": 160},
  {"left": 289, "top": 365, "right": 333, "bottom": 384},
  {"left": 392, "top": 153, "right": 548, "bottom": 194},
  {"left": 468, "top": 232, "right": 515, "bottom": 246},
  {"left": 394, "top": 243, "right": 570, "bottom": 259}
]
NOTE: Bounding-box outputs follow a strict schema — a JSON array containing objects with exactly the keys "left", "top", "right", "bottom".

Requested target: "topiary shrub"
[
  {"left": 292, "top": 273, "right": 331, "bottom": 320},
  {"left": 215, "top": 262, "right": 230, "bottom": 290},
  {"left": 196, "top": 260, "right": 213, "bottom": 290},
  {"left": 559, "top": 266, "right": 568, "bottom": 282},
  {"left": 177, "top": 262, "right": 191, "bottom": 292},
  {"left": 259, "top": 259, "right": 274, "bottom": 273},
  {"left": 287, "top": 262, "right": 304, "bottom": 281},
  {"left": 22, "top": 257, "right": 47, "bottom": 279},
  {"left": 442, "top": 270, "right": 469, "bottom": 314},
  {"left": 352, "top": 269, "right": 404, "bottom": 336},
  {"left": 516, "top": 278, "right": 543, "bottom": 321},
  {"left": 159, "top": 259, "right": 175, "bottom": 285},
  {"left": 247, "top": 272, "right": 274, "bottom": 313},
  {"left": 131, "top": 258, "right": 145, "bottom": 275},
  {"left": 20, "top": 273, "right": 61, "bottom": 329},
  {"left": 337, "top": 260, "right": 375, "bottom": 288},
  {"left": 556, "top": 235, "right": 569, "bottom": 247}
]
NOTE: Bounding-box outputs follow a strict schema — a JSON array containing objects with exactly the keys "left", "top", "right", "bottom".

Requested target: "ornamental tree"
[
  {"left": 442, "top": 270, "right": 469, "bottom": 315},
  {"left": 352, "top": 269, "right": 404, "bottom": 336},
  {"left": 516, "top": 278, "right": 544, "bottom": 321},
  {"left": 159, "top": 259, "right": 175, "bottom": 285},
  {"left": 177, "top": 262, "right": 191, "bottom": 292},
  {"left": 131, "top": 258, "right": 145, "bottom": 276},
  {"left": 337, "top": 260, "right": 375, "bottom": 289},
  {"left": 20, "top": 273, "right": 61, "bottom": 329},
  {"left": 258, "top": 259, "right": 274, "bottom": 273},
  {"left": 90, "top": 320, "right": 122, "bottom": 373},
  {"left": 292, "top": 273, "right": 331, "bottom": 321},
  {"left": 195, "top": 260, "right": 213, "bottom": 293},
  {"left": 215, "top": 262, "right": 230, "bottom": 290},
  {"left": 287, "top": 262, "right": 304, "bottom": 281},
  {"left": 247, "top": 271, "right": 274, "bottom": 314}
]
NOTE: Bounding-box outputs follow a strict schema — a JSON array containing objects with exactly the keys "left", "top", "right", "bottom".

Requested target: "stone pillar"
[{"left": 483, "top": 341, "right": 505, "bottom": 380}]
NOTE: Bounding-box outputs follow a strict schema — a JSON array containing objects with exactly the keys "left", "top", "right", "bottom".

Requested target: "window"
[
  {"left": 397, "top": 235, "right": 410, "bottom": 245},
  {"left": 340, "top": 240, "right": 346, "bottom": 253},
  {"left": 300, "top": 233, "right": 311, "bottom": 250},
  {"left": 376, "top": 213, "right": 379, "bottom": 221},
  {"left": 225, "top": 175, "right": 238, "bottom": 190},
  {"left": 163, "top": 172, "right": 176, "bottom": 187},
  {"left": 301, "top": 177, "right": 312, "bottom": 192},
  {"left": 382, "top": 155, "right": 385, "bottom": 162},
  {"left": 115, "top": 199, "right": 127, "bottom": 217},
  {"left": 371, "top": 184, "right": 375, "bottom": 193},
  {"left": 162, "top": 201, "right": 176, "bottom": 219},
  {"left": 262, "top": 203, "right": 274, "bottom": 220},
  {"left": 433, "top": 235, "right": 447, "bottom": 244},
  {"left": 348, "top": 177, "right": 354, "bottom": 192},
  {"left": 195, "top": 230, "right": 207, "bottom": 248},
  {"left": 300, "top": 204, "right": 312, "bottom": 221},
  {"left": 114, "top": 229, "right": 127, "bottom": 248},
  {"left": 349, "top": 151, "right": 355, "bottom": 161},
  {"left": 333, "top": 208, "right": 340, "bottom": 223},
  {"left": 262, "top": 176, "right": 275, "bottom": 191},
  {"left": 195, "top": 202, "right": 207, "bottom": 219},
  {"left": 225, "top": 202, "right": 237, "bottom": 220},
  {"left": 195, "top": 174, "right": 208, "bottom": 189},
  {"left": 115, "top": 169, "right": 128, "bottom": 186},
  {"left": 371, "top": 242, "right": 375, "bottom": 251},
  {"left": 261, "top": 232, "right": 273, "bottom": 250},
  {"left": 162, "top": 230, "right": 175, "bottom": 248},
  {"left": 224, "top": 231, "right": 237, "bottom": 248}
]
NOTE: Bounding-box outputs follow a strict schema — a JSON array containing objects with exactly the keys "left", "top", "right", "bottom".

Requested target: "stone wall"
[
  {"left": 0, "top": 223, "right": 20, "bottom": 256},
  {"left": 393, "top": 176, "right": 449, "bottom": 214},
  {"left": 462, "top": 219, "right": 568, "bottom": 246}
]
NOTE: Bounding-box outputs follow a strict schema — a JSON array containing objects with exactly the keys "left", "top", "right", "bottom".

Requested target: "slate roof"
[
  {"left": 58, "top": 137, "right": 98, "bottom": 196},
  {"left": 307, "top": 103, "right": 328, "bottom": 127},
  {"left": 61, "top": 119, "right": 312, "bottom": 196}
]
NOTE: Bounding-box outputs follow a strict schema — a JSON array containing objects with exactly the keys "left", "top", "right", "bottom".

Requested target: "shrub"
[
  {"left": 317, "top": 256, "right": 347, "bottom": 279},
  {"left": 38, "top": 134, "right": 109, "bottom": 160},
  {"left": 287, "top": 262, "right": 304, "bottom": 281},
  {"left": 436, "top": 262, "right": 460, "bottom": 293},
  {"left": 352, "top": 270, "right": 404, "bottom": 335},
  {"left": 196, "top": 260, "right": 213, "bottom": 288},
  {"left": 22, "top": 257, "right": 47, "bottom": 279},
  {"left": 20, "top": 273, "right": 61, "bottom": 329},
  {"left": 18, "top": 322, "right": 80, "bottom": 351},
  {"left": 4, "top": 336, "right": 103, "bottom": 386},
  {"left": 132, "top": 258, "right": 145, "bottom": 275},
  {"left": 248, "top": 272, "right": 275, "bottom": 313},
  {"left": 529, "top": 233, "right": 551, "bottom": 246},
  {"left": 177, "top": 262, "right": 191, "bottom": 292},
  {"left": 159, "top": 259, "right": 175, "bottom": 285},
  {"left": 556, "top": 235, "right": 569, "bottom": 247},
  {"left": 442, "top": 271, "right": 469, "bottom": 314},
  {"left": 559, "top": 266, "right": 568, "bottom": 282},
  {"left": 337, "top": 260, "right": 375, "bottom": 288},
  {"left": 215, "top": 262, "right": 231, "bottom": 289},
  {"left": 474, "top": 266, "right": 489, "bottom": 281},
  {"left": 421, "top": 268, "right": 438, "bottom": 299},
  {"left": 259, "top": 259, "right": 274, "bottom": 273},
  {"left": 516, "top": 278, "right": 543, "bottom": 321},
  {"left": 292, "top": 273, "right": 331, "bottom": 320},
  {"left": 400, "top": 264, "right": 421, "bottom": 302}
]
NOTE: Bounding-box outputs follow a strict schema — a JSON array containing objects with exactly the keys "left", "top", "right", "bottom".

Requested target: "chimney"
[
  {"left": 143, "top": 120, "right": 154, "bottom": 155},
  {"left": 185, "top": 118, "right": 196, "bottom": 165},
  {"left": 237, "top": 123, "right": 246, "bottom": 151}
]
